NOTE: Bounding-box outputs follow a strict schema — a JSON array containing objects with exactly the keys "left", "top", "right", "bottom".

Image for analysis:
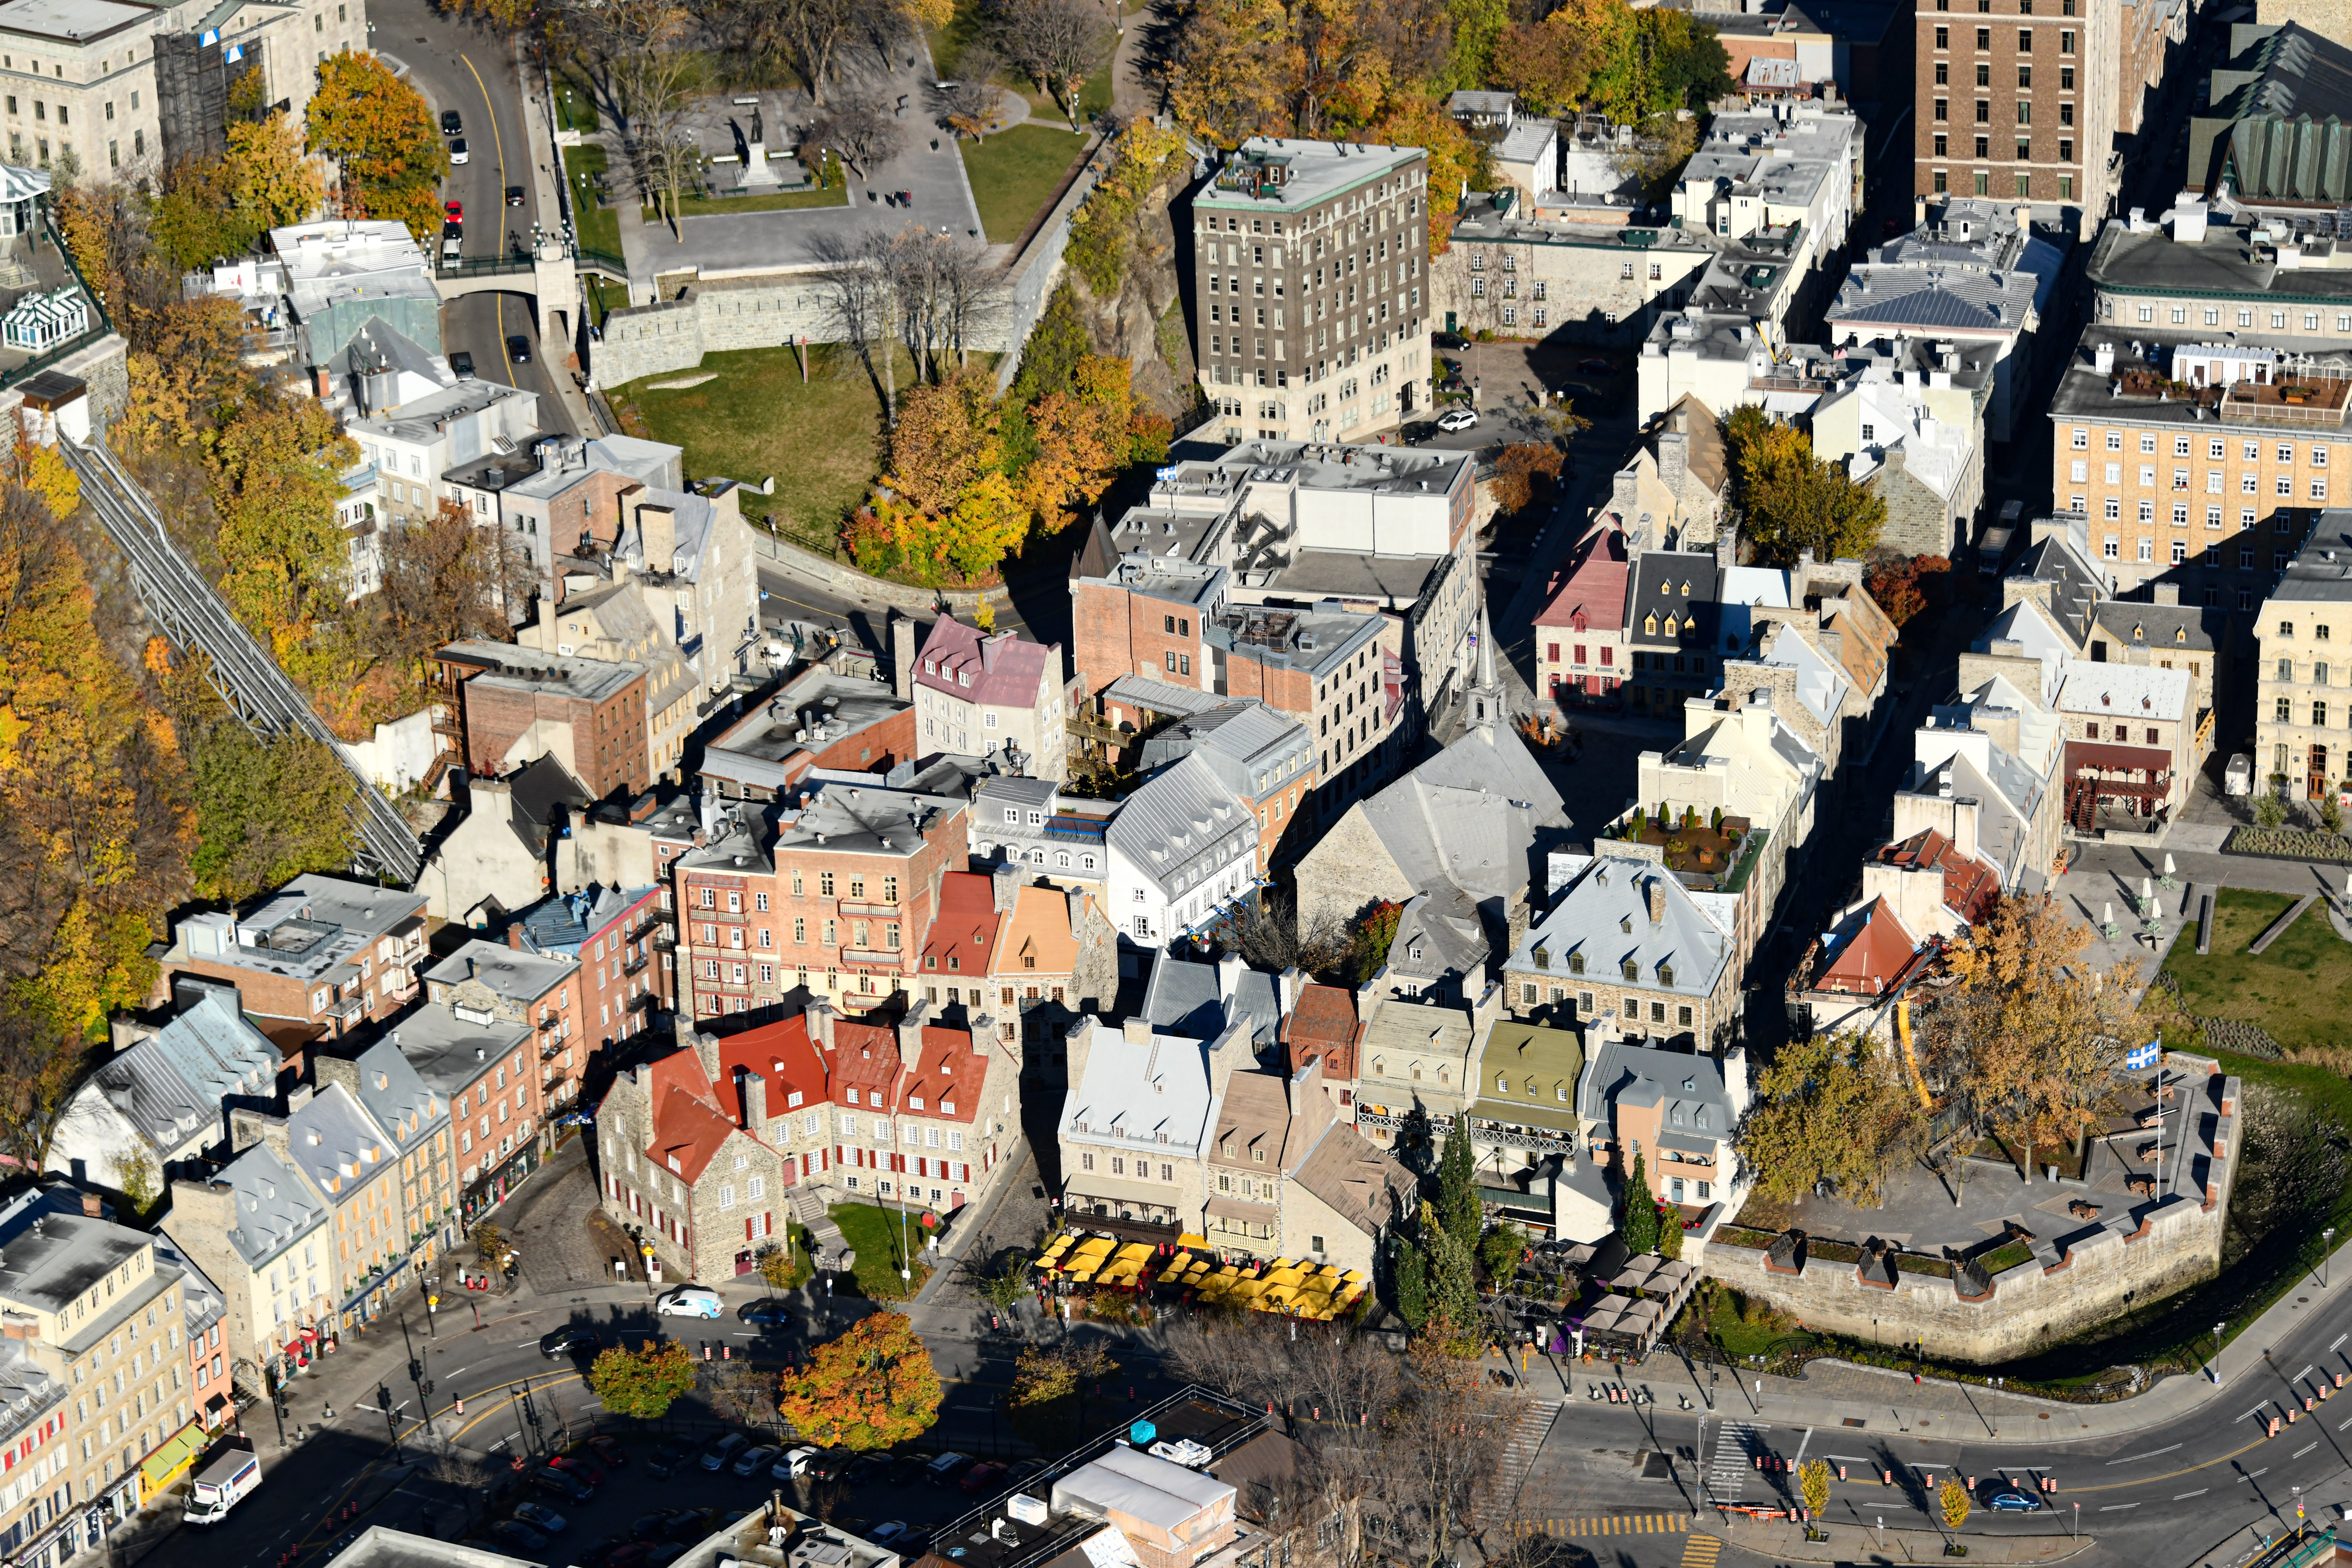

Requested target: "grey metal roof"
[
  {"left": 77, "top": 981, "right": 279, "bottom": 1155},
  {"left": 214, "top": 1140, "right": 332, "bottom": 1270},
  {"left": 1142, "top": 951, "right": 1281, "bottom": 1049},
  {"left": 1351, "top": 728, "right": 1568, "bottom": 910},
  {"left": 151, "top": 1234, "right": 228, "bottom": 1338},
  {"left": 425, "top": 939, "right": 578, "bottom": 1005},
  {"left": 286, "top": 1085, "right": 400, "bottom": 1208},
  {"left": 1627, "top": 553, "right": 1721, "bottom": 650},
  {"left": 1512, "top": 856, "right": 1732, "bottom": 1002},
  {"left": 1106, "top": 754, "right": 1259, "bottom": 902},
  {"left": 1060, "top": 1021, "right": 1226, "bottom": 1158},
  {"left": 1139, "top": 701, "right": 1314, "bottom": 803},
  {"left": 379, "top": 1002, "right": 534, "bottom": 1101},
  {"left": 1390, "top": 889, "right": 1490, "bottom": 985},
  {"left": 337, "top": 1037, "right": 446, "bottom": 1159},
  {"left": 2271, "top": 512, "right": 2352, "bottom": 602},
  {"left": 1576, "top": 1038, "right": 1736, "bottom": 1140},
  {"left": 0, "top": 1186, "right": 154, "bottom": 1317}
]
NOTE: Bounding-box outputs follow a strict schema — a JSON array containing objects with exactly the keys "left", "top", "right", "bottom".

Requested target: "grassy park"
[
  {"left": 961, "top": 123, "right": 1089, "bottom": 243},
  {"left": 2159, "top": 888, "right": 2352, "bottom": 1056}
]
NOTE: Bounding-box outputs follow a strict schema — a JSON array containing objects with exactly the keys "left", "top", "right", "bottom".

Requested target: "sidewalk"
[
  {"left": 1615, "top": 1234, "right": 2352, "bottom": 1446},
  {"left": 510, "top": 34, "right": 610, "bottom": 439},
  {"left": 1700, "top": 1519, "right": 2097, "bottom": 1564}
]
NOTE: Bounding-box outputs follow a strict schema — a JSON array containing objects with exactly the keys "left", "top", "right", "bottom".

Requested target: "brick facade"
[{"left": 1913, "top": 0, "right": 2120, "bottom": 230}]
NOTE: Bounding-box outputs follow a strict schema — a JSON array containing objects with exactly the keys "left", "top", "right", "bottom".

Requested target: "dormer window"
[
  {"left": 1644, "top": 614, "right": 1658, "bottom": 635},
  {"left": 1622, "top": 959, "right": 1639, "bottom": 980},
  {"left": 1673, "top": 1106, "right": 1685, "bottom": 1126},
  {"left": 1620, "top": 916, "right": 1632, "bottom": 934},
  {"left": 1695, "top": 1106, "right": 1709, "bottom": 1130},
  {"left": 1533, "top": 944, "right": 1550, "bottom": 970},
  {"left": 1569, "top": 951, "right": 1585, "bottom": 974},
  {"left": 1658, "top": 963, "right": 1675, "bottom": 987},
  {"left": 1496, "top": 1072, "right": 1508, "bottom": 1093},
  {"left": 1664, "top": 615, "right": 1679, "bottom": 636},
  {"left": 2175, "top": 627, "right": 2187, "bottom": 643}
]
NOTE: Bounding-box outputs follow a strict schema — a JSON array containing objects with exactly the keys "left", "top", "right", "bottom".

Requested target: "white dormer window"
[
  {"left": 666, "top": 1155, "right": 682, "bottom": 1173},
  {"left": 957, "top": 671, "right": 969, "bottom": 687},
  {"left": 911, "top": 1096, "right": 924, "bottom": 1110},
  {"left": 1004, "top": 807, "right": 1019, "bottom": 824},
  {"left": 787, "top": 1090, "right": 804, "bottom": 1108},
  {"left": 926, "top": 660, "right": 938, "bottom": 674},
  {"left": 941, "top": 1100, "right": 956, "bottom": 1115}
]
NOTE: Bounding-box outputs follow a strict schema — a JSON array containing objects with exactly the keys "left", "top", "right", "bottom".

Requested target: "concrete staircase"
[{"left": 788, "top": 1187, "right": 853, "bottom": 1271}]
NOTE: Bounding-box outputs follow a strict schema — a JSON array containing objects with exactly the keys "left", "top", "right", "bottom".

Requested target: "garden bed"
[
  {"left": 1712, "top": 1225, "right": 1779, "bottom": 1250},
  {"left": 1806, "top": 1239, "right": 1864, "bottom": 1264},
  {"left": 2223, "top": 826, "right": 2352, "bottom": 862},
  {"left": 1976, "top": 1241, "right": 2036, "bottom": 1275},
  {"left": 1893, "top": 1254, "right": 1955, "bottom": 1278}
]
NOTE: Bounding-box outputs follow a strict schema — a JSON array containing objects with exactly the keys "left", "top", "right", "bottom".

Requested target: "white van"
[
  {"left": 184, "top": 1449, "right": 260, "bottom": 1525},
  {"left": 2226, "top": 753, "right": 2253, "bottom": 796}
]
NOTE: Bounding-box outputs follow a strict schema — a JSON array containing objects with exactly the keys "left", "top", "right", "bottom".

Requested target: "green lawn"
[
  {"left": 828, "top": 1202, "right": 935, "bottom": 1301},
  {"left": 610, "top": 342, "right": 914, "bottom": 547},
  {"left": 960, "top": 123, "right": 1088, "bottom": 243},
  {"left": 2159, "top": 887, "right": 2352, "bottom": 1055},
  {"left": 554, "top": 74, "right": 599, "bottom": 134},
  {"left": 564, "top": 144, "right": 619, "bottom": 257},
  {"left": 640, "top": 186, "right": 848, "bottom": 222}
]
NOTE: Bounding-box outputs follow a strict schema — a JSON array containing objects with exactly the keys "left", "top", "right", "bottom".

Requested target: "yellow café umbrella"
[
  {"left": 1074, "top": 1236, "right": 1117, "bottom": 1257},
  {"left": 1114, "top": 1241, "right": 1153, "bottom": 1261}
]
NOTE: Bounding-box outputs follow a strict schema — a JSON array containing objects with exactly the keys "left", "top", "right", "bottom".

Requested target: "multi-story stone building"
[
  {"left": 1536, "top": 523, "right": 1633, "bottom": 711},
  {"left": 1191, "top": 139, "right": 1434, "bottom": 444},
  {"left": 672, "top": 783, "right": 969, "bottom": 1018},
  {"left": 163, "top": 876, "right": 428, "bottom": 1040},
  {"left": 163, "top": 1142, "right": 332, "bottom": 1382},
  {"left": 911, "top": 617, "right": 1069, "bottom": 780},
  {"left": 1105, "top": 754, "right": 1263, "bottom": 949},
  {"left": 311, "top": 1036, "right": 455, "bottom": 1276},
  {"left": 1137, "top": 702, "right": 1317, "bottom": 869},
  {"left": 2255, "top": 513, "right": 2352, "bottom": 802},
  {"left": 1502, "top": 851, "right": 1739, "bottom": 1053},
  {"left": 1431, "top": 193, "right": 1719, "bottom": 348},
  {"left": 433, "top": 641, "right": 652, "bottom": 801},
  {"left": 1912, "top": 0, "right": 2120, "bottom": 232}
]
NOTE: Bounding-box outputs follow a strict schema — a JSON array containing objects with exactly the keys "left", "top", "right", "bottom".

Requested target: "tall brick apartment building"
[
  {"left": 1193, "top": 138, "right": 1436, "bottom": 443},
  {"left": 671, "top": 782, "right": 970, "bottom": 1020},
  {"left": 164, "top": 876, "right": 429, "bottom": 1039},
  {"left": 1913, "top": 0, "right": 2125, "bottom": 233}
]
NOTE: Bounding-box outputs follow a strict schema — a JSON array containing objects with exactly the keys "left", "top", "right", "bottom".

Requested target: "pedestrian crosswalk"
[
  {"left": 1679, "top": 1534, "right": 1723, "bottom": 1568},
  {"left": 1519, "top": 1515, "right": 1690, "bottom": 1538},
  {"left": 1490, "top": 1398, "right": 1559, "bottom": 1517},
  {"left": 1706, "top": 1420, "right": 1770, "bottom": 1508}
]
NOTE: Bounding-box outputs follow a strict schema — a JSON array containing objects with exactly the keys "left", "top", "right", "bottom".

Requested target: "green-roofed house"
[
  {"left": 1464, "top": 1020, "right": 1584, "bottom": 1235},
  {"left": 2190, "top": 23, "right": 2352, "bottom": 212}
]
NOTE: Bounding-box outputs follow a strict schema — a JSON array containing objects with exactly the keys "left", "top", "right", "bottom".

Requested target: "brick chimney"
[
  {"left": 1646, "top": 878, "right": 1667, "bottom": 925},
  {"left": 229, "top": 1106, "right": 292, "bottom": 1161},
  {"left": 804, "top": 1002, "right": 836, "bottom": 1051}
]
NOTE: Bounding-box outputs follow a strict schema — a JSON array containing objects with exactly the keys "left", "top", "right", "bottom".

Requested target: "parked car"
[
  {"left": 440, "top": 110, "right": 463, "bottom": 136},
  {"left": 548, "top": 1454, "right": 605, "bottom": 1486},
  {"left": 512, "top": 1504, "right": 567, "bottom": 1534},
  {"left": 738, "top": 1298, "right": 794, "bottom": 1325},
  {"left": 485, "top": 1522, "right": 547, "bottom": 1552},
  {"left": 846, "top": 1453, "right": 888, "bottom": 1485},
  {"left": 925, "top": 1452, "right": 974, "bottom": 1487},
  {"left": 603, "top": 1543, "right": 653, "bottom": 1568},
  {"left": 959, "top": 1462, "right": 1008, "bottom": 1496},
  {"left": 540, "top": 1325, "right": 600, "bottom": 1358},
  {"left": 632, "top": 1513, "right": 675, "bottom": 1542},
  {"left": 1006, "top": 1459, "right": 1045, "bottom": 1481},
  {"left": 1436, "top": 408, "right": 1478, "bottom": 433},
  {"left": 506, "top": 185, "right": 527, "bottom": 207},
  {"left": 662, "top": 1511, "right": 719, "bottom": 1542},
  {"left": 646, "top": 1443, "right": 696, "bottom": 1478},
  {"left": 445, "top": 199, "right": 464, "bottom": 222},
  {"left": 887, "top": 1454, "right": 929, "bottom": 1486},
  {"left": 806, "top": 1448, "right": 853, "bottom": 1481},
  {"left": 868, "top": 1523, "right": 911, "bottom": 1547},
  {"left": 1577, "top": 357, "right": 1614, "bottom": 376},
  {"left": 531, "top": 1469, "right": 594, "bottom": 1503},
  {"left": 700, "top": 1434, "right": 749, "bottom": 1471},
  {"left": 774, "top": 1447, "right": 818, "bottom": 1479},
  {"left": 505, "top": 334, "right": 532, "bottom": 365},
  {"left": 648, "top": 1546, "right": 689, "bottom": 1568},
  {"left": 588, "top": 1436, "right": 629, "bottom": 1468},
  {"left": 449, "top": 138, "right": 470, "bottom": 165},
  {"left": 733, "top": 1445, "right": 782, "bottom": 1478},
  {"left": 449, "top": 350, "right": 475, "bottom": 378}
]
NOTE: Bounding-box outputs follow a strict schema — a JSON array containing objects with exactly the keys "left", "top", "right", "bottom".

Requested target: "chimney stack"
[
  {"left": 229, "top": 1106, "right": 292, "bottom": 1161},
  {"left": 804, "top": 1002, "right": 836, "bottom": 1051},
  {"left": 1646, "top": 878, "right": 1667, "bottom": 925},
  {"left": 740, "top": 1067, "right": 768, "bottom": 1132},
  {"left": 897, "top": 999, "right": 930, "bottom": 1065},
  {"left": 890, "top": 612, "right": 918, "bottom": 701}
]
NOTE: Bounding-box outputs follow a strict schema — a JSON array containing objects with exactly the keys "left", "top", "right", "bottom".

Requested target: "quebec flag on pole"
[{"left": 2127, "top": 1040, "right": 2162, "bottom": 1071}]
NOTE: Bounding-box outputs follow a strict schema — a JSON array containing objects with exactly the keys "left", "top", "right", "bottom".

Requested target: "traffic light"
[
  {"left": 408, "top": 1358, "right": 423, "bottom": 1383},
  {"left": 378, "top": 1384, "right": 393, "bottom": 1411}
]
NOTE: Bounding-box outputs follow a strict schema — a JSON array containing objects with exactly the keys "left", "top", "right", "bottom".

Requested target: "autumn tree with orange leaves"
[
  {"left": 306, "top": 53, "right": 448, "bottom": 245},
  {"left": 776, "top": 1314, "right": 943, "bottom": 1449}
]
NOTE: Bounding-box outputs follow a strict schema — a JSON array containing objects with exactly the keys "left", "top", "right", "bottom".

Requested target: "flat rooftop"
[
  {"left": 441, "top": 640, "right": 646, "bottom": 702},
  {"left": 2089, "top": 216, "right": 2352, "bottom": 305},
  {"left": 325, "top": 1528, "right": 543, "bottom": 1568},
  {"left": 2275, "top": 510, "right": 2352, "bottom": 602},
  {"left": 1161, "top": 440, "right": 1473, "bottom": 499},
  {"left": 0, "top": 0, "right": 150, "bottom": 42},
  {"left": 2046, "top": 324, "right": 2352, "bottom": 431},
  {"left": 1198, "top": 138, "right": 1422, "bottom": 213}
]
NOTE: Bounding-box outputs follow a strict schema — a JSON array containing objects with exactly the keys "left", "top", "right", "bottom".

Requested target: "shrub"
[{"left": 2256, "top": 792, "right": 2288, "bottom": 830}]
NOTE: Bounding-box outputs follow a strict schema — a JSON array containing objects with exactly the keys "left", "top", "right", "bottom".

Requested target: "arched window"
[
  {"left": 1622, "top": 958, "right": 1639, "bottom": 980},
  {"left": 1569, "top": 951, "right": 1586, "bottom": 975},
  {"left": 1659, "top": 963, "right": 1676, "bottom": 987}
]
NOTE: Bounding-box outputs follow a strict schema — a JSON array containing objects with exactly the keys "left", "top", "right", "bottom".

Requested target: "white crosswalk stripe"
[
  {"left": 1487, "top": 1399, "right": 1561, "bottom": 1521},
  {"left": 1706, "top": 1420, "right": 1770, "bottom": 1509}
]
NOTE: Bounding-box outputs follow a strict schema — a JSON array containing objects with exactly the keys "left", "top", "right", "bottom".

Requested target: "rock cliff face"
[{"left": 1063, "top": 165, "right": 1198, "bottom": 419}]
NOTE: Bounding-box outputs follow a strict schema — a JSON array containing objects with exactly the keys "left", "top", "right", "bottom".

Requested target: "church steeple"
[{"left": 1466, "top": 602, "right": 1504, "bottom": 733}]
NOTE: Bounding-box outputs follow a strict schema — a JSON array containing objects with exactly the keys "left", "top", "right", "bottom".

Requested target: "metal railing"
[{"left": 63, "top": 435, "right": 423, "bottom": 884}]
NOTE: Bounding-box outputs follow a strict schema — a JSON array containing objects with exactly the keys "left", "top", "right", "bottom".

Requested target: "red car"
[
  {"left": 588, "top": 1436, "right": 628, "bottom": 1467},
  {"left": 549, "top": 1454, "right": 606, "bottom": 1486},
  {"left": 959, "top": 1461, "right": 1008, "bottom": 1496},
  {"left": 445, "top": 199, "right": 463, "bottom": 223},
  {"left": 603, "top": 1545, "right": 652, "bottom": 1568}
]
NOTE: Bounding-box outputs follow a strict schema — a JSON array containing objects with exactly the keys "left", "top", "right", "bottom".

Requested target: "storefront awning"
[{"left": 135, "top": 1422, "right": 206, "bottom": 1499}]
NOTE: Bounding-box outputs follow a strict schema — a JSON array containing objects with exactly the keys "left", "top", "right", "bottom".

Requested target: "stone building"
[
  {"left": 2254, "top": 513, "right": 2352, "bottom": 801},
  {"left": 1190, "top": 139, "right": 1434, "bottom": 444},
  {"left": 162, "top": 875, "right": 428, "bottom": 1041},
  {"left": 1502, "top": 852, "right": 1739, "bottom": 1054},
  {"left": 1911, "top": 0, "right": 2124, "bottom": 232},
  {"left": 911, "top": 617, "right": 1070, "bottom": 781}
]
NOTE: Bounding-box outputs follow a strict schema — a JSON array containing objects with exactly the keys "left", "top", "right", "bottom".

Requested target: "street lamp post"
[
  {"left": 2214, "top": 1320, "right": 2228, "bottom": 1384},
  {"left": 2327, "top": 1228, "right": 2338, "bottom": 1288}
]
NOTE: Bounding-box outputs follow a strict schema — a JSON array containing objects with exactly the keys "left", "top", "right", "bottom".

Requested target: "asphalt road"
[{"left": 370, "top": 0, "right": 577, "bottom": 436}]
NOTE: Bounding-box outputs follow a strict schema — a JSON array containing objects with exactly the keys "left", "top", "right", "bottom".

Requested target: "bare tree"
[
  {"left": 811, "top": 93, "right": 903, "bottom": 182},
  {"left": 1226, "top": 893, "right": 1351, "bottom": 979},
  {"left": 603, "top": 2, "right": 705, "bottom": 234},
  {"left": 887, "top": 228, "right": 1004, "bottom": 382},
  {"left": 374, "top": 498, "right": 536, "bottom": 669},
  {"left": 809, "top": 230, "right": 899, "bottom": 423},
  {"left": 988, "top": 0, "right": 1108, "bottom": 129},
  {"left": 939, "top": 57, "right": 1006, "bottom": 141},
  {"left": 727, "top": 0, "right": 860, "bottom": 104}
]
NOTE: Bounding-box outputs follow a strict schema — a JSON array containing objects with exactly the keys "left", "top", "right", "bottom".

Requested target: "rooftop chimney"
[{"left": 1646, "top": 878, "right": 1667, "bottom": 925}]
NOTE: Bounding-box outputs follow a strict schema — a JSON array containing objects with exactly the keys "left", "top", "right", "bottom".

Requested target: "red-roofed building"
[
  {"left": 1282, "top": 982, "right": 1364, "bottom": 1111},
  {"left": 1788, "top": 897, "right": 1940, "bottom": 1043},
  {"left": 912, "top": 617, "right": 1070, "bottom": 781},
  {"left": 919, "top": 872, "right": 1001, "bottom": 1003},
  {"left": 1861, "top": 826, "right": 2001, "bottom": 942},
  {"left": 1535, "top": 526, "right": 1632, "bottom": 710}
]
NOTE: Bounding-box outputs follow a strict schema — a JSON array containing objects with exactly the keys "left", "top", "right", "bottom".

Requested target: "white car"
[
  {"left": 449, "top": 138, "right": 470, "bottom": 165},
  {"left": 1436, "top": 408, "right": 1477, "bottom": 432},
  {"left": 774, "top": 1447, "right": 818, "bottom": 1479},
  {"left": 656, "top": 1285, "right": 723, "bottom": 1318}
]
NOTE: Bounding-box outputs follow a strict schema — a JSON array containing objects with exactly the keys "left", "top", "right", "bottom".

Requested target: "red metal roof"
[
  {"left": 922, "top": 871, "right": 1000, "bottom": 980},
  {"left": 1815, "top": 898, "right": 1922, "bottom": 996},
  {"left": 1535, "top": 526, "right": 1631, "bottom": 632},
  {"left": 1876, "top": 827, "right": 2000, "bottom": 926},
  {"left": 715, "top": 1013, "right": 829, "bottom": 1126},
  {"left": 648, "top": 1083, "right": 736, "bottom": 1184}
]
